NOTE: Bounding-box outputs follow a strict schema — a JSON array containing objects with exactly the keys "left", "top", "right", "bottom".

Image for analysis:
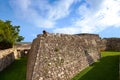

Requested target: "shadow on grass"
[
  {"left": 0, "top": 57, "right": 27, "bottom": 80},
  {"left": 72, "top": 55, "right": 119, "bottom": 80}
]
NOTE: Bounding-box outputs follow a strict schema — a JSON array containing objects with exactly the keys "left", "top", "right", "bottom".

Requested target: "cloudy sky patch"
[{"left": 0, "top": 0, "right": 120, "bottom": 41}]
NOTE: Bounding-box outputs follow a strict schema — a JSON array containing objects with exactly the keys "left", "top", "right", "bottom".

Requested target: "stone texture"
[
  {"left": 0, "top": 49, "right": 15, "bottom": 71},
  {"left": 101, "top": 38, "right": 120, "bottom": 51},
  {"left": 14, "top": 43, "right": 31, "bottom": 58},
  {"left": 27, "top": 33, "right": 101, "bottom": 80},
  {"left": 0, "top": 42, "right": 31, "bottom": 72},
  {"left": 15, "top": 42, "right": 31, "bottom": 50}
]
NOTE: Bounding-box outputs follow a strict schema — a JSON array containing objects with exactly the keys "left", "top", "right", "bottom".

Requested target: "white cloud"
[
  {"left": 99, "top": 0, "right": 120, "bottom": 27},
  {"left": 53, "top": 27, "right": 81, "bottom": 34},
  {"left": 34, "top": 19, "right": 55, "bottom": 28},
  {"left": 79, "top": 0, "right": 120, "bottom": 32},
  {"left": 54, "top": 0, "right": 120, "bottom": 34},
  {"left": 48, "top": 0, "right": 75, "bottom": 20},
  {"left": 9, "top": 0, "right": 120, "bottom": 34},
  {"left": 86, "top": 0, "right": 104, "bottom": 11},
  {"left": 10, "top": 0, "right": 30, "bottom": 12},
  {"left": 9, "top": 0, "right": 76, "bottom": 28}
]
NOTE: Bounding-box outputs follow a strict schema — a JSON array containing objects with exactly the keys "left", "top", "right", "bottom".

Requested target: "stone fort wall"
[
  {"left": 101, "top": 38, "right": 120, "bottom": 51},
  {"left": 0, "top": 43, "right": 31, "bottom": 72},
  {"left": 0, "top": 49, "right": 15, "bottom": 72},
  {"left": 1, "top": 33, "right": 119, "bottom": 80},
  {"left": 26, "top": 33, "right": 101, "bottom": 80}
]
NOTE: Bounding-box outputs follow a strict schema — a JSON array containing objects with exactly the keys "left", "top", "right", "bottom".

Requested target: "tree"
[
  {"left": 16, "top": 36, "right": 24, "bottom": 42},
  {"left": 0, "top": 20, "right": 24, "bottom": 49}
]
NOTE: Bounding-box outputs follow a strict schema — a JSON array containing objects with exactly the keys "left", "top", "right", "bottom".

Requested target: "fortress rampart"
[
  {"left": 101, "top": 38, "right": 120, "bottom": 51},
  {"left": 1, "top": 33, "right": 120, "bottom": 80},
  {"left": 26, "top": 33, "right": 101, "bottom": 80}
]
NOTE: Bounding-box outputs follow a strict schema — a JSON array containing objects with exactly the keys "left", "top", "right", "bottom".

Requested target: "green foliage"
[
  {"left": 0, "top": 19, "right": 24, "bottom": 49},
  {"left": 16, "top": 36, "right": 24, "bottom": 42}
]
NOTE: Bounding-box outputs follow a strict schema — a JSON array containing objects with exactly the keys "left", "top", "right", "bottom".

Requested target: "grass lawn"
[
  {"left": 0, "top": 57, "right": 27, "bottom": 80},
  {"left": 0, "top": 52, "right": 119, "bottom": 80},
  {"left": 72, "top": 51, "right": 120, "bottom": 80}
]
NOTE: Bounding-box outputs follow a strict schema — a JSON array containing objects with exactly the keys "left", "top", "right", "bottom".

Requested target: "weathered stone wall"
[
  {"left": 101, "top": 38, "right": 120, "bottom": 51},
  {"left": 100, "top": 38, "right": 107, "bottom": 51},
  {"left": 0, "top": 49, "right": 15, "bottom": 72},
  {"left": 15, "top": 43, "right": 31, "bottom": 58},
  {"left": 77, "top": 33, "right": 102, "bottom": 50},
  {"left": 0, "top": 43, "right": 30, "bottom": 72},
  {"left": 15, "top": 42, "right": 31, "bottom": 50},
  {"left": 27, "top": 33, "right": 101, "bottom": 80}
]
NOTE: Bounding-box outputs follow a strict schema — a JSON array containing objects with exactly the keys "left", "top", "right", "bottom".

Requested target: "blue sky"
[{"left": 0, "top": 0, "right": 120, "bottom": 42}]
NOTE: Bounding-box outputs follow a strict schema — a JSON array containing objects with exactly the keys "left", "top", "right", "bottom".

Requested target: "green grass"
[
  {"left": 0, "top": 52, "right": 119, "bottom": 80},
  {"left": 72, "top": 51, "right": 120, "bottom": 80},
  {"left": 0, "top": 57, "right": 27, "bottom": 80}
]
